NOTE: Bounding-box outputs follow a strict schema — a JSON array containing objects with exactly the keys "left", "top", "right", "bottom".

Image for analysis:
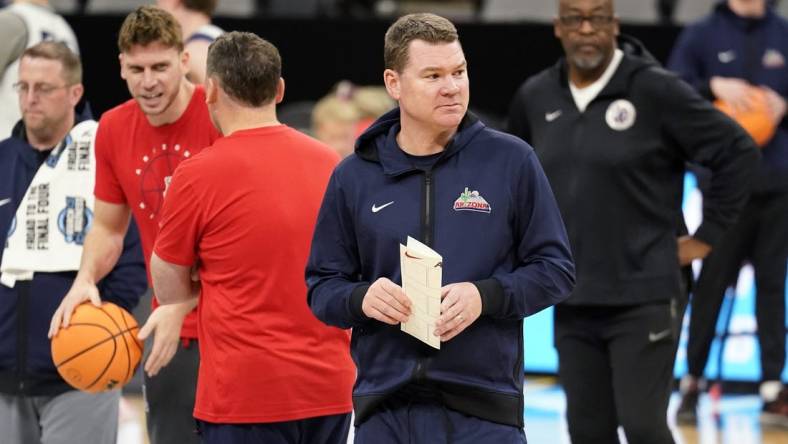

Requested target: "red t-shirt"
[
  {"left": 94, "top": 86, "right": 221, "bottom": 339},
  {"left": 153, "top": 125, "right": 354, "bottom": 423}
]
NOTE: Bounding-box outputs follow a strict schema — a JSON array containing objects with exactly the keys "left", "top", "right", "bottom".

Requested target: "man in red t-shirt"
[
  {"left": 149, "top": 32, "right": 355, "bottom": 443},
  {"left": 48, "top": 7, "right": 220, "bottom": 444}
]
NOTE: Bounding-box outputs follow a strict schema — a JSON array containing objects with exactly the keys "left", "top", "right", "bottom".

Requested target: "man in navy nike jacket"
[
  {"left": 0, "top": 42, "right": 146, "bottom": 444},
  {"left": 306, "top": 13, "right": 575, "bottom": 444}
]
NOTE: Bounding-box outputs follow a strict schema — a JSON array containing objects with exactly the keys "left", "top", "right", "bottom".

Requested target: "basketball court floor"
[
  {"left": 523, "top": 377, "right": 788, "bottom": 444},
  {"left": 117, "top": 376, "right": 788, "bottom": 444}
]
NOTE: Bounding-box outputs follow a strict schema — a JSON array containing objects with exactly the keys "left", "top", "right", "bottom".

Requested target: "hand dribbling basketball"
[
  {"left": 48, "top": 277, "right": 102, "bottom": 339},
  {"left": 50, "top": 302, "right": 143, "bottom": 393}
]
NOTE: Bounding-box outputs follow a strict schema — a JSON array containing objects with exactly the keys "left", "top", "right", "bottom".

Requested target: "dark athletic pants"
[
  {"left": 354, "top": 400, "right": 527, "bottom": 444},
  {"left": 685, "top": 192, "right": 788, "bottom": 382},
  {"left": 144, "top": 339, "right": 200, "bottom": 444},
  {"left": 555, "top": 299, "right": 683, "bottom": 444},
  {"left": 198, "top": 413, "right": 351, "bottom": 444}
]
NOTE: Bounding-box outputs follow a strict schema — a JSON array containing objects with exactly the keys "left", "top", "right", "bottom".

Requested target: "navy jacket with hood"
[
  {"left": 668, "top": 1, "right": 788, "bottom": 194},
  {"left": 0, "top": 117, "right": 147, "bottom": 396},
  {"left": 509, "top": 36, "right": 759, "bottom": 307},
  {"left": 306, "top": 109, "right": 575, "bottom": 427}
]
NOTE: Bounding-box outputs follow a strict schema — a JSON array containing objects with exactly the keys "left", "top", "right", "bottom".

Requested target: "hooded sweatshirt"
[{"left": 306, "top": 110, "right": 575, "bottom": 427}]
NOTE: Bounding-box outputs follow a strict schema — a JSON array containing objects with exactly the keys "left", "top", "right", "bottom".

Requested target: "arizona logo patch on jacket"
[{"left": 452, "top": 188, "right": 491, "bottom": 213}]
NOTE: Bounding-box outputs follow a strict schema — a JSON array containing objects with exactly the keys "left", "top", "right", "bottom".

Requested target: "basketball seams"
[
  {"left": 52, "top": 303, "right": 142, "bottom": 393},
  {"left": 54, "top": 326, "right": 140, "bottom": 391},
  {"left": 113, "top": 305, "right": 138, "bottom": 384},
  {"left": 84, "top": 336, "right": 118, "bottom": 391},
  {"left": 53, "top": 324, "right": 138, "bottom": 367},
  {"left": 120, "top": 310, "right": 143, "bottom": 355},
  {"left": 96, "top": 303, "right": 125, "bottom": 333},
  {"left": 97, "top": 304, "right": 135, "bottom": 385},
  {"left": 52, "top": 323, "right": 113, "bottom": 367},
  {"left": 118, "top": 308, "right": 143, "bottom": 382}
]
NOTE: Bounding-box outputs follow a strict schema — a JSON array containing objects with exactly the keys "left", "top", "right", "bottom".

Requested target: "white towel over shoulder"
[{"left": 1, "top": 120, "right": 98, "bottom": 287}]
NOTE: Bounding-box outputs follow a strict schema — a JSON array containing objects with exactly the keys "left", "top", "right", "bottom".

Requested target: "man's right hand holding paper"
[{"left": 362, "top": 277, "right": 412, "bottom": 324}]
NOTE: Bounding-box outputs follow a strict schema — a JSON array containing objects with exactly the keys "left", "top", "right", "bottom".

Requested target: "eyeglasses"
[
  {"left": 559, "top": 14, "right": 615, "bottom": 30},
  {"left": 12, "top": 82, "right": 70, "bottom": 97}
]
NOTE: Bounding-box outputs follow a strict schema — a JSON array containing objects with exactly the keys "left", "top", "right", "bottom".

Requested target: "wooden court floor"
[
  {"left": 118, "top": 377, "right": 788, "bottom": 444},
  {"left": 524, "top": 377, "right": 788, "bottom": 444}
]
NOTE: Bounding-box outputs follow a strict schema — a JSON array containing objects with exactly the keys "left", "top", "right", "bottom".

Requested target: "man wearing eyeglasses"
[
  {"left": 508, "top": 0, "right": 760, "bottom": 442},
  {"left": 0, "top": 41, "right": 147, "bottom": 444},
  {"left": 0, "top": 0, "right": 79, "bottom": 138}
]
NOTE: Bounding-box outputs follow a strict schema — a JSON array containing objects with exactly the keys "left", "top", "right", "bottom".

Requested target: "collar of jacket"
[
  {"left": 552, "top": 34, "right": 660, "bottom": 102},
  {"left": 715, "top": 0, "right": 777, "bottom": 32},
  {"left": 355, "top": 107, "right": 485, "bottom": 177}
]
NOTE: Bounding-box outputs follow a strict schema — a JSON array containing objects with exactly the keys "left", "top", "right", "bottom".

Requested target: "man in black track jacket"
[{"left": 507, "top": 0, "right": 760, "bottom": 442}]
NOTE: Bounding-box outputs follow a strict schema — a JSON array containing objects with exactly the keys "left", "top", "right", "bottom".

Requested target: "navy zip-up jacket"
[
  {"left": 668, "top": 1, "right": 788, "bottom": 194},
  {"left": 306, "top": 109, "right": 575, "bottom": 427},
  {"left": 0, "top": 118, "right": 147, "bottom": 396}
]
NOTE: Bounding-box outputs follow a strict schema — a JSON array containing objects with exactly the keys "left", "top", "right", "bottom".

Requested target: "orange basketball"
[
  {"left": 51, "top": 302, "right": 143, "bottom": 393},
  {"left": 715, "top": 88, "right": 777, "bottom": 147}
]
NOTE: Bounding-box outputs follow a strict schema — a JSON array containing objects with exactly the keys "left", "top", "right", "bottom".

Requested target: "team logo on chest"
[
  {"left": 763, "top": 49, "right": 785, "bottom": 69},
  {"left": 453, "top": 187, "right": 491, "bottom": 214},
  {"left": 605, "top": 99, "right": 637, "bottom": 131},
  {"left": 134, "top": 143, "right": 192, "bottom": 220}
]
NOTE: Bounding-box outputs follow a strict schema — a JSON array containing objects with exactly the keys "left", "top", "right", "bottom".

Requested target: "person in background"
[
  {"left": 350, "top": 84, "right": 396, "bottom": 134},
  {"left": 0, "top": 41, "right": 146, "bottom": 444},
  {"left": 667, "top": 0, "right": 788, "bottom": 427},
  {"left": 156, "top": 0, "right": 223, "bottom": 84},
  {"left": 508, "top": 0, "right": 760, "bottom": 442},
  {"left": 312, "top": 91, "right": 361, "bottom": 158},
  {"left": 0, "top": 0, "right": 78, "bottom": 137}
]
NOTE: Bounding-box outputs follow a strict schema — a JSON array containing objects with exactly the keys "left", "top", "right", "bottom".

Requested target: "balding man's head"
[
  {"left": 557, "top": 0, "right": 614, "bottom": 14},
  {"left": 554, "top": 0, "right": 619, "bottom": 78}
]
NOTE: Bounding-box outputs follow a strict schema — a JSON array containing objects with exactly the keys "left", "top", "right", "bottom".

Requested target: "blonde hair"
[
  {"left": 312, "top": 96, "right": 361, "bottom": 128},
  {"left": 118, "top": 6, "right": 184, "bottom": 53},
  {"left": 352, "top": 86, "right": 395, "bottom": 120}
]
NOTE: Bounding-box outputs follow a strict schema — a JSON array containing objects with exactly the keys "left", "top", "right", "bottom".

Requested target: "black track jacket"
[{"left": 508, "top": 36, "right": 759, "bottom": 306}]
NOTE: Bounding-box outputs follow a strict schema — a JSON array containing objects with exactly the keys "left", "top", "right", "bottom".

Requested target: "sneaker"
[
  {"left": 676, "top": 388, "right": 699, "bottom": 425},
  {"left": 761, "top": 388, "right": 788, "bottom": 429}
]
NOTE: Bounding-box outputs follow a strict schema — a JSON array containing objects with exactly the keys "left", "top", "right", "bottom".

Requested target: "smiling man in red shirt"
[{"left": 48, "top": 7, "right": 221, "bottom": 444}]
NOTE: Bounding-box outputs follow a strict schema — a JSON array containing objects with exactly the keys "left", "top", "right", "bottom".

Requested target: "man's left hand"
[
  {"left": 434, "top": 282, "right": 482, "bottom": 342},
  {"left": 761, "top": 87, "right": 787, "bottom": 124},
  {"left": 137, "top": 298, "right": 197, "bottom": 377},
  {"left": 677, "top": 235, "right": 712, "bottom": 266}
]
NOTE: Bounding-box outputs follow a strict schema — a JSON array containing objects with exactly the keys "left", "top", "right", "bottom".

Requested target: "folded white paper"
[{"left": 400, "top": 236, "right": 442, "bottom": 349}]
